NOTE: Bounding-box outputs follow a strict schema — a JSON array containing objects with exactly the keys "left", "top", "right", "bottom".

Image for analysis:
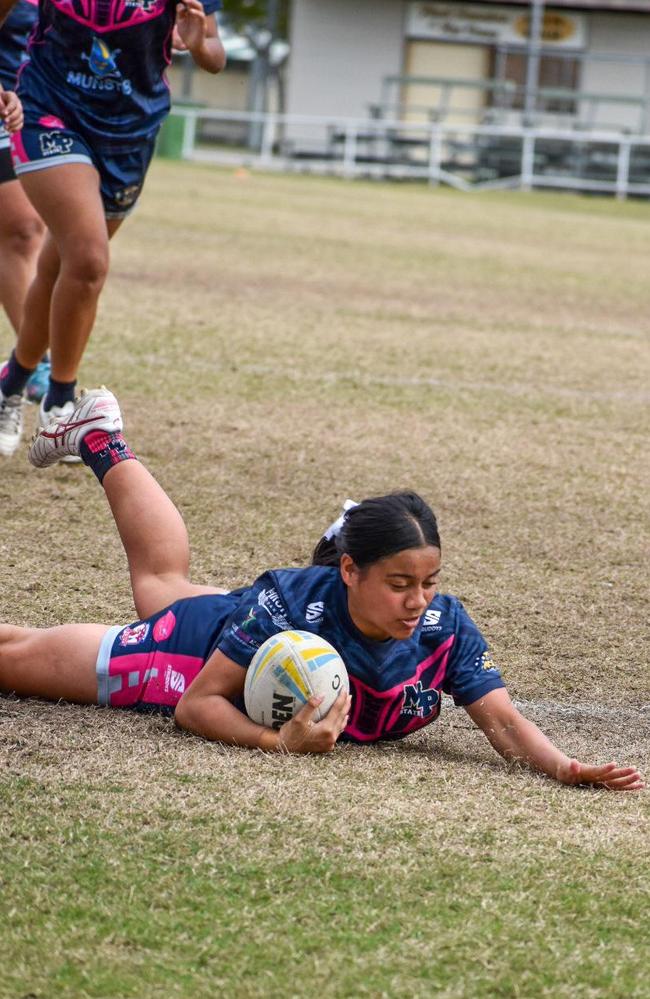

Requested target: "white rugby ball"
[{"left": 244, "top": 630, "right": 348, "bottom": 730}]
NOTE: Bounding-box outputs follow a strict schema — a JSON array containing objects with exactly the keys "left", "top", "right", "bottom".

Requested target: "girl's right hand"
[
  {"left": 0, "top": 88, "right": 23, "bottom": 134},
  {"left": 278, "top": 689, "right": 352, "bottom": 753}
]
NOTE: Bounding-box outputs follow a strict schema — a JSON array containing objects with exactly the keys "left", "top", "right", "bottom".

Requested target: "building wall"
[
  {"left": 287, "top": 0, "right": 650, "bottom": 133},
  {"left": 581, "top": 13, "right": 650, "bottom": 130},
  {"left": 167, "top": 57, "right": 250, "bottom": 110},
  {"left": 286, "top": 0, "right": 405, "bottom": 118}
]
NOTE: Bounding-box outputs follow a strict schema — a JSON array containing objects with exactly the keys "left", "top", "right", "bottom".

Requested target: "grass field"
[{"left": 1, "top": 162, "right": 649, "bottom": 998}]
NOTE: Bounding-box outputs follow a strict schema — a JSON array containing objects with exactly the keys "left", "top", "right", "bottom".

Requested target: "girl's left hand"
[
  {"left": 175, "top": 0, "right": 207, "bottom": 53},
  {"left": 0, "top": 89, "right": 23, "bottom": 134},
  {"left": 557, "top": 758, "right": 645, "bottom": 791}
]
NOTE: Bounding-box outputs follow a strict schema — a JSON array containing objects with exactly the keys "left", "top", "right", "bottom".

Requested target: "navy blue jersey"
[
  {"left": 16, "top": 0, "right": 221, "bottom": 140},
  {"left": 0, "top": 0, "right": 38, "bottom": 90},
  {"left": 217, "top": 566, "right": 505, "bottom": 743}
]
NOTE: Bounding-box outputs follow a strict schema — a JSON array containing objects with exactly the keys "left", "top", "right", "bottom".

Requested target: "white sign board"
[{"left": 407, "top": 2, "right": 586, "bottom": 49}]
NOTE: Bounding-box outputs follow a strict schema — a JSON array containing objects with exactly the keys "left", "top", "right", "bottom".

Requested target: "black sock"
[
  {"left": 43, "top": 378, "right": 77, "bottom": 412},
  {"left": 80, "top": 430, "right": 136, "bottom": 484},
  {"left": 0, "top": 350, "right": 35, "bottom": 398}
]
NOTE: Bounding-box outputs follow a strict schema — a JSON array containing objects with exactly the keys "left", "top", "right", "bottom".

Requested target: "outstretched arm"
[
  {"left": 175, "top": 3, "right": 226, "bottom": 73},
  {"left": 465, "top": 688, "right": 645, "bottom": 791}
]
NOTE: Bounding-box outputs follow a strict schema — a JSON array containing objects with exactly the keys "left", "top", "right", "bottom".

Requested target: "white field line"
[
  {"left": 442, "top": 693, "right": 650, "bottom": 720},
  {"left": 238, "top": 363, "right": 650, "bottom": 406}
]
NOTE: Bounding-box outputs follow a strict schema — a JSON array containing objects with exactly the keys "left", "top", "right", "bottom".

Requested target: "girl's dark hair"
[{"left": 311, "top": 491, "right": 440, "bottom": 569}]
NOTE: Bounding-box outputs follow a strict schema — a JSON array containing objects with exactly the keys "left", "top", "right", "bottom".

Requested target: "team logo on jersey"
[
  {"left": 477, "top": 650, "right": 498, "bottom": 672},
  {"left": 83, "top": 37, "right": 122, "bottom": 80},
  {"left": 119, "top": 622, "right": 150, "bottom": 646},
  {"left": 39, "top": 132, "right": 74, "bottom": 158},
  {"left": 305, "top": 601, "right": 324, "bottom": 624},
  {"left": 401, "top": 681, "right": 440, "bottom": 718},
  {"left": 421, "top": 609, "right": 442, "bottom": 632},
  {"left": 257, "top": 588, "right": 292, "bottom": 630},
  {"left": 68, "top": 39, "right": 132, "bottom": 94}
]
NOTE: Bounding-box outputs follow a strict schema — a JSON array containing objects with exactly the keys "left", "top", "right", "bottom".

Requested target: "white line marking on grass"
[{"left": 239, "top": 364, "right": 650, "bottom": 406}]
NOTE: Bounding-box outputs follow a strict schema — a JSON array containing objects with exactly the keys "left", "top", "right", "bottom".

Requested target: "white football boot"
[
  {"left": 37, "top": 399, "right": 81, "bottom": 464},
  {"left": 29, "top": 387, "right": 123, "bottom": 469},
  {"left": 0, "top": 389, "right": 24, "bottom": 457}
]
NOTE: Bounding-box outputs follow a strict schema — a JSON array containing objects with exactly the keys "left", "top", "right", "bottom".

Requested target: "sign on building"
[{"left": 406, "top": 2, "right": 586, "bottom": 49}]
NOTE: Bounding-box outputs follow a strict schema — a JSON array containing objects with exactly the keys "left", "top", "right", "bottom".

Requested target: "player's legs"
[
  {"left": 0, "top": 622, "right": 107, "bottom": 703},
  {"left": 101, "top": 459, "right": 225, "bottom": 620},
  {"left": 0, "top": 170, "right": 44, "bottom": 333},
  {"left": 29, "top": 388, "right": 224, "bottom": 619},
  {"left": 16, "top": 163, "right": 122, "bottom": 379}
]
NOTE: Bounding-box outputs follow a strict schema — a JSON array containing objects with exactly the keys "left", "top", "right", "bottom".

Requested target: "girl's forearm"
[
  {"left": 480, "top": 711, "right": 571, "bottom": 779},
  {"left": 175, "top": 693, "right": 280, "bottom": 751}
]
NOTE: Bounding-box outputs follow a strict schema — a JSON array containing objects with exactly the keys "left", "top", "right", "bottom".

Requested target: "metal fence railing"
[{"left": 160, "top": 107, "right": 650, "bottom": 199}]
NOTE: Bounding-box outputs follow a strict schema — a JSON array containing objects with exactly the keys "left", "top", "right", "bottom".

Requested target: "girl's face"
[{"left": 341, "top": 545, "right": 442, "bottom": 642}]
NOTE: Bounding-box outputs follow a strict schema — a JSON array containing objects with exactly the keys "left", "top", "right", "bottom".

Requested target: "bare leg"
[
  {"left": 16, "top": 163, "right": 122, "bottom": 378},
  {"left": 101, "top": 460, "right": 224, "bottom": 621},
  {"left": 0, "top": 622, "right": 107, "bottom": 703},
  {"left": 0, "top": 178, "right": 44, "bottom": 333}
]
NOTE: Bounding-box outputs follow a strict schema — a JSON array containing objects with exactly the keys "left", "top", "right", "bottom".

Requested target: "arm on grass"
[
  {"left": 175, "top": 2, "right": 225, "bottom": 73},
  {"left": 465, "top": 687, "right": 645, "bottom": 791},
  {"left": 174, "top": 648, "right": 351, "bottom": 753}
]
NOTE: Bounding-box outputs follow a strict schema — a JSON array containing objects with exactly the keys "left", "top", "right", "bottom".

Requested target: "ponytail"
[{"left": 312, "top": 492, "right": 440, "bottom": 569}]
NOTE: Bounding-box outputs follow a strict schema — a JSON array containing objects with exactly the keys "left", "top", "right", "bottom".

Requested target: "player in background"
[
  {"left": 0, "top": 0, "right": 225, "bottom": 457},
  {"left": 0, "top": 387, "right": 644, "bottom": 792},
  {"left": 0, "top": 0, "right": 48, "bottom": 427}
]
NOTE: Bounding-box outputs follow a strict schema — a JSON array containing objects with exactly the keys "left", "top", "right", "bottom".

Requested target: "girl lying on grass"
[{"left": 0, "top": 388, "right": 644, "bottom": 791}]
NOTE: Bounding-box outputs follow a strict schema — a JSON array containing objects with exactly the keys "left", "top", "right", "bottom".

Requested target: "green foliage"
[{"left": 223, "top": 0, "right": 290, "bottom": 37}]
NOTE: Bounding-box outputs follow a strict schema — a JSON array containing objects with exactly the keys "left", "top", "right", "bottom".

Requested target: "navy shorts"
[
  {"left": 0, "top": 144, "right": 16, "bottom": 184},
  {"left": 10, "top": 113, "right": 157, "bottom": 217},
  {"left": 95, "top": 592, "right": 240, "bottom": 714}
]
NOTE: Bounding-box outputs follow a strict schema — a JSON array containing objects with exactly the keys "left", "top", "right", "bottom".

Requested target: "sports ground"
[{"left": 1, "top": 161, "right": 649, "bottom": 997}]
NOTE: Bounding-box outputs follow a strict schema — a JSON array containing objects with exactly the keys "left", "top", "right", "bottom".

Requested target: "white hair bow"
[{"left": 323, "top": 499, "right": 359, "bottom": 540}]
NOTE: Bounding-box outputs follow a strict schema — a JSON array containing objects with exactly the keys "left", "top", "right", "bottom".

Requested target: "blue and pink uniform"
[
  {"left": 9, "top": 0, "right": 221, "bottom": 214},
  {"left": 97, "top": 566, "right": 506, "bottom": 743},
  {"left": 0, "top": 0, "right": 38, "bottom": 177}
]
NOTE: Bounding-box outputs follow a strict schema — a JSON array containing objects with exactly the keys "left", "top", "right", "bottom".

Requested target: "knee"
[
  {"left": 62, "top": 241, "right": 110, "bottom": 291},
  {"left": 4, "top": 217, "right": 44, "bottom": 261}
]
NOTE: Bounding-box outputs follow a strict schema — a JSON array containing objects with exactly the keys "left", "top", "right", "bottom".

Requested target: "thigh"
[
  {"left": 18, "top": 163, "right": 108, "bottom": 254},
  {"left": 0, "top": 623, "right": 109, "bottom": 704}
]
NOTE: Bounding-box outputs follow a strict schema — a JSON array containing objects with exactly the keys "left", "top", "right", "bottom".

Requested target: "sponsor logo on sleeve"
[
  {"left": 257, "top": 587, "right": 292, "bottom": 629},
  {"left": 421, "top": 609, "right": 442, "bottom": 632},
  {"left": 476, "top": 650, "right": 499, "bottom": 672},
  {"left": 305, "top": 601, "right": 325, "bottom": 624}
]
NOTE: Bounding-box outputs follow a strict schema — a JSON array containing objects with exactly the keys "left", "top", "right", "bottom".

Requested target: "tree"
[{"left": 224, "top": 0, "right": 290, "bottom": 39}]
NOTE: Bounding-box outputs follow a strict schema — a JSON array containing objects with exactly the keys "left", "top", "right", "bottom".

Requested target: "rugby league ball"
[{"left": 244, "top": 630, "right": 349, "bottom": 730}]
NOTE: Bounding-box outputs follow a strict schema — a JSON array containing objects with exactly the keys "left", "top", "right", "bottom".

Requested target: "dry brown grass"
[{"left": 1, "top": 164, "right": 649, "bottom": 997}]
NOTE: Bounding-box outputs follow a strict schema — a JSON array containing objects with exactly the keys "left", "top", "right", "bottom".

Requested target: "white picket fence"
[{"left": 162, "top": 106, "right": 650, "bottom": 199}]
